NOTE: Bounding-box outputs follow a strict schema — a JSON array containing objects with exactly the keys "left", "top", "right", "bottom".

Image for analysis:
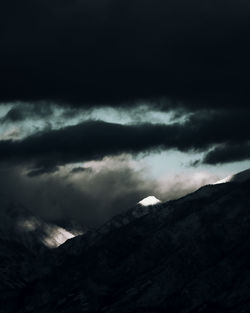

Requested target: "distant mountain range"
[{"left": 1, "top": 169, "right": 250, "bottom": 313}]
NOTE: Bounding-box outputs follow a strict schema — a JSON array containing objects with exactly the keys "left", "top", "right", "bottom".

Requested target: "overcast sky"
[{"left": 0, "top": 0, "right": 249, "bottom": 230}]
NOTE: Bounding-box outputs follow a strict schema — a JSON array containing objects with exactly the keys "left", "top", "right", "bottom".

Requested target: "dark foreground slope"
[{"left": 3, "top": 179, "right": 250, "bottom": 313}]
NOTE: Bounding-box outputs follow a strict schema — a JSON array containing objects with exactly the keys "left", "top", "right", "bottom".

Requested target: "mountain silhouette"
[{"left": 1, "top": 169, "right": 250, "bottom": 313}]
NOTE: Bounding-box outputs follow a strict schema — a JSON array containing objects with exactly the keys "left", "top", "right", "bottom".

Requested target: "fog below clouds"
[{"left": 0, "top": 156, "right": 219, "bottom": 232}]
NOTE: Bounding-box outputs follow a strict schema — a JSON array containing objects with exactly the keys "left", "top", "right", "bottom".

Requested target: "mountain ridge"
[{"left": 1, "top": 169, "right": 250, "bottom": 313}]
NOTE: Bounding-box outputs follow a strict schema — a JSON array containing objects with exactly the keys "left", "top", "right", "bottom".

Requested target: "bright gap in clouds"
[
  {"left": 0, "top": 102, "right": 186, "bottom": 140},
  {"left": 141, "top": 150, "right": 250, "bottom": 182}
]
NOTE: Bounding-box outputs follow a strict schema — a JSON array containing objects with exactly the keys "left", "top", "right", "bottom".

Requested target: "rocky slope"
[{"left": 1, "top": 171, "right": 250, "bottom": 313}]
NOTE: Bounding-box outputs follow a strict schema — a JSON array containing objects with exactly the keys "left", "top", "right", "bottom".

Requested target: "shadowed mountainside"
[{"left": 1, "top": 172, "right": 250, "bottom": 313}]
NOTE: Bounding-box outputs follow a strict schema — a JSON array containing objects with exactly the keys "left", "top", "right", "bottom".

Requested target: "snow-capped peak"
[
  {"left": 138, "top": 196, "right": 161, "bottom": 206},
  {"left": 213, "top": 168, "right": 250, "bottom": 185}
]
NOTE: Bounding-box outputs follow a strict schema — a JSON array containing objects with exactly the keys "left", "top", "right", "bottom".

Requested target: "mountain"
[
  {"left": 17, "top": 217, "right": 77, "bottom": 248},
  {"left": 0, "top": 205, "right": 79, "bottom": 313},
  {"left": 214, "top": 168, "right": 250, "bottom": 184},
  {"left": 1, "top": 170, "right": 250, "bottom": 313}
]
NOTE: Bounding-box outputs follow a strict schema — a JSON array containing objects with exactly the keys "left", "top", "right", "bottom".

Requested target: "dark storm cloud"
[
  {"left": 203, "top": 143, "right": 250, "bottom": 165},
  {"left": 71, "top": 167, "right": 92, "bottom": 174},
  {"left": 27, "top": 165, "right": 59, "bottom": 177},
  {"left": 0, "top": 109, "right": 249, "bottom": 169},
  {"left": 1, "top": 103, "right": 54, "bottom": 122},
  {"left": 1, "top": 0, "right": 250, "bottom": 166},
  {"left": 0, "top": 0, "right": 250, "bottom": 108}
]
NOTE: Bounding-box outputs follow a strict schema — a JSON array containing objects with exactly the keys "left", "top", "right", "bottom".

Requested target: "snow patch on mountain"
[
  {"left": 138, "top": 196, "right": 161, "bottom": 206},
  {"left": 214, "top": 168, "right": 250, "bottom": 185}
]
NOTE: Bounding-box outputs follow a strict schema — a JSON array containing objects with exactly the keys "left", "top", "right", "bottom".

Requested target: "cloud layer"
[
  {"left": 0, "top": 109, "right": 249, "bottom": 172},
  {"left": 0, "top": 0, "right": 250, "bottom": 107},
  {"left": 0, "top": 0, "right": 249, "bottom": 167}
]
